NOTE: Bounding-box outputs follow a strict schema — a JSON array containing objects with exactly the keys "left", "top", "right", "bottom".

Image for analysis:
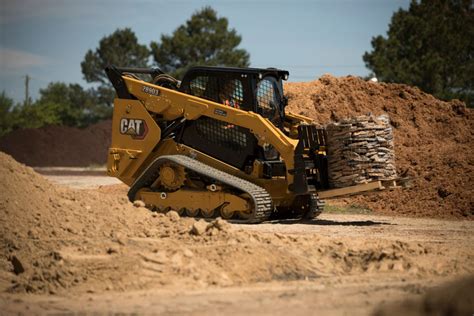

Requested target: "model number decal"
[
  {"left": 142, "top": 85, "right": 160, "bottom": 96},
  {"left": 120, "top": 118, "right": 148, "bottom": 139},
  {"left": 214, "top": 109, "right": 227, "bottom": 117}
]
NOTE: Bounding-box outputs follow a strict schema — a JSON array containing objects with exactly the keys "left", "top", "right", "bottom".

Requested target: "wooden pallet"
[{"left": 318, "top": 178, "right": 407, "bottom": 199}]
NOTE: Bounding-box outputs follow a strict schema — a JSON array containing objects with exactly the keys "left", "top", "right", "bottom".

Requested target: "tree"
[
  {"left": 34, "top": 82, "right": 111, "bottom": 127},
  {"left": 82, "top": 28, "right": 150, "bottom": 84},
  {"left": 81, "top": 28, "right": 150, "bottom": 105},
  {"left": 363, "top": 0, "right": 473, "bottom": 107},
  {"left": 0, "top": 92, "right": 15, "bottom": 137},
  {"left": 0, "top": 91, "right": 61, "bottom": 135},
  {"left": 150, "top": 7, "right": 250, "bottom": 78},
  {"left": 10, "top": 101, "right": 62, "bottom": 130},
  {"left": 0, "top": 83, "right": 112, "bottom": 137}
]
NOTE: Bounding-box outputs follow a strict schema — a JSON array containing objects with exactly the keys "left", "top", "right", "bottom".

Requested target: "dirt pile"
[
  {"left": 0, "top": 120, "right": 111, "bottom": 167},
  {"left": 285, "top": 75, "right": 474, "bottom": 219},
  {"left": 2, "top": 152, "right": 462, "bottom": 295},
  {"left": 373, "top": 275, "right": 474, "bottom": 316},
  {"left": 0, "top": 151, "right": 201, "bottom": 293}
]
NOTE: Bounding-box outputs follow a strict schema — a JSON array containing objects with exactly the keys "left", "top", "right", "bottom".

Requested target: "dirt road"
[
  {"left": 34, "top": 167, "right": 121, "bottom": 189},
  {"left": 1, "top": 167, "right": 473, "bottom": 315},
  {"left": 0, "top": 276, "right": 457, "bottom": 315},
  {"left": 1, "top": 211, "right": 472, "bottom": 315}
]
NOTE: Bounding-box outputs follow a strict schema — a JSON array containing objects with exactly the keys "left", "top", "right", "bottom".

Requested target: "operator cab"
[
  {"left": 180, "top": 66, "right": 289, "bottom": 126},
  {"left": 177, "top": 66, "right": 290, "bottom": 171}
]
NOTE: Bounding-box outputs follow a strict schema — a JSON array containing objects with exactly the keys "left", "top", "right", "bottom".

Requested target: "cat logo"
[{"left": 120, "top": 118, "right": 148, "bottom": 139}]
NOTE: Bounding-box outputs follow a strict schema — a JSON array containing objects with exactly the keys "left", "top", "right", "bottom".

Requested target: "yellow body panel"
[
  {"left": 106, "top": 73, "right": 325, "bottom": 213},
  {"left": 122, "top": 76, "right": 299, "bottom": 188},
  {"left": 107, "top": 99, "right": 161, "bottom": 185},
  {"left": 138, "top": 188, "right": 249, "bottom": 214}
]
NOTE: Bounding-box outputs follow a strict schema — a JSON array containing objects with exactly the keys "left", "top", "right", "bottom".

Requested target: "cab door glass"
[
  {"left": 219, "top": 79, "right": 244, "bottom": 109},
  {"left": 189, "top": 76, "right": 208, "bottom": 97},
  {"left": 257, "top": 76, "right": 282, "bottom": 160},
  {"left": 257, "top": 77, "right": 280, "bottom": 123}
]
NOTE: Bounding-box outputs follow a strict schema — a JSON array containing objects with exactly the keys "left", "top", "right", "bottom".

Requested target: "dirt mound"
[
  {"left": 0, "top": 120, "right": 111, "bottom": 167},
  {"left": 285, "top": 75, "right": 474, "bottom": 219},
  {"left": 373, "top": 275, "right": 474, "bottom": 316},
  {"left": 2, "top": 152, "right": 462, "bottom": 295}
]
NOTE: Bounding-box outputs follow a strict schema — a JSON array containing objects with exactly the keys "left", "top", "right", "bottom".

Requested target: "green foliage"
[
  {"left": 10, "top": 102, "right": 62, "bottom": 130},
  {"left": 150, "top": 7, "right": 250, "bottom": 78},
  {"left": 0, "top": 91, "right": 56, "bottom": 136},
  {"left": 81, "top": 28, "right": 150, "bottom": 84},
  {"left": 323, "top": 204, "right": 372, "bottom": 215},
  {"left": 363, "top": 0, "right": 473, "bottom": 107},
  {"left": 0, "top": 84, "right": 111, "bottom": 137},
  {"left": 81, "top": 28, "right": 150, "bottom": 105},
  {"left": 0, "top": 92, "right": 16, "bottom": 137},
  {"left": 34, "top": 82, "right": 111, "bottom": 127}
]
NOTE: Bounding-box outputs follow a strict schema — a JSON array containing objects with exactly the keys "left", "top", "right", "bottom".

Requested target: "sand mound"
[
  {"left": 373, "top": 275, "right": 474, "bottom": 315},
  {"left": 2, "top": 152, "right": 455, "bottom": 295},
  {"left": 0, "top": 120, "right": 111, "bottom": 167},
  {"left": 285, "top": 75, "right": 473, "bottom": 219},
  {"left": 0, "top": 151, "right": 197, "bottom": 293}
]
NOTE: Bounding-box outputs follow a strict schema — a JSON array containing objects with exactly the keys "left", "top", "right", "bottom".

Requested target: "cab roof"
[{"left": 184, "top": 66, "right": 289, "bottom": 80}]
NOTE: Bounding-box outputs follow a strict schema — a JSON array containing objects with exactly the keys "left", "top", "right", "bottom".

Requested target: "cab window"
[
  {"left": 257, "top": 77, "right": 280, "bottom": 122},
  {"left": 219, "top": 79, "right": 243, "bottom": 109}
]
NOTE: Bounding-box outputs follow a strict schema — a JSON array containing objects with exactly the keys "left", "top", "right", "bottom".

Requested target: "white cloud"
[{"left": 0, "top": 48, "right": 48, "bottom": 70}]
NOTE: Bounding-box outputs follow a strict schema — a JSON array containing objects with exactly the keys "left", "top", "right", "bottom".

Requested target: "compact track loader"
[{"left": 105, "top": 65, "right": 331, "bottom": 223}]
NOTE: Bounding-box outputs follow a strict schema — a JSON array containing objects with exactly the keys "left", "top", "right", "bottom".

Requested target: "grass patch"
[{"left": 324, "top": 203, "right": 373, "bottom": 214}]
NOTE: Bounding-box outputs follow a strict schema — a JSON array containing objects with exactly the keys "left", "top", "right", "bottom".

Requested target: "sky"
[{"left": 0, "top": 0, "right": 410, "bottom": 103}]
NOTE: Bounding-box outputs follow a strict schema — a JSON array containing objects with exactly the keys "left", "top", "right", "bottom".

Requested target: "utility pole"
[{"left": 24, "top": 74, "right": 30, "bottom": 106}]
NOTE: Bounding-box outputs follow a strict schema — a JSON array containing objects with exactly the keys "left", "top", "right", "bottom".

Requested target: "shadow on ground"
[{"left": 266, "top": 218, "right": 392, "bottom": 227}]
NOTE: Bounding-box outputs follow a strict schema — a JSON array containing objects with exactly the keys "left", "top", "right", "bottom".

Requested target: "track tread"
[
  {"left": 128, "top": 155, "right": 273, "bottom": 223},
  {"left": 308, "top": 193, "right": 325, "bottom": 219}
]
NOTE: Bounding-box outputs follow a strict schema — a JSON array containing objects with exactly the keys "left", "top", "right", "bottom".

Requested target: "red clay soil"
[
  {"left": 285, "top": 75, "right": 473, "bottom": 219},
  {"left": 0, "top": 120, "right": 111, "bottom": 167}
]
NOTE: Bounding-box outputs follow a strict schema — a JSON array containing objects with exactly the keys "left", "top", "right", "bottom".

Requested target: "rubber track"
[
  {"left": 309, "top": 193, "right": 325, "bottom": 218},
  {"left": 128, "top": 155, "right": 273, "bottom": 223}
]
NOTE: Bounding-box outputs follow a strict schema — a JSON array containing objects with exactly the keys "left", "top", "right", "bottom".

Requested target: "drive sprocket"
[{"left": 157, "top": 162, "right": 186, "bottom": 191}]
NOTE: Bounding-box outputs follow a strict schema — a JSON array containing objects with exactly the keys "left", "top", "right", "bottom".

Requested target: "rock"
[
  {"left": 106, "top": 246, "right": 119, "bottom": 254},
  {"left": 183, "top": 248, "right": 194, "bottom": 258},
  {"left": 212, "top": 272, "right": 233, "bottom": 286},
  {"left": 274, "top": 232, "right": 286, "bottom": 239},
  {"left": 437, "top": 186, "right": 451, "bottom": 199},
  {"left": 190, "top": 220, "right": 209, "bottom": 236},
  {"left": 10, "top": 255, "right": 25, "bottom": 275},
  {"left": 114, "top": 233, "right": 126, "bottom": 245},
  {"left": 171, "top": 253, "right": 183, "bottom": 267},
  {"left": 166, "top": 210, "right": 180, "bottom": 221},
  {"left": 212, "top": 218, "right": 230, "bottom": 231},
  {"left": 133, "top": 200, "right": 146, "bottom": 208},
  {"left": 51, "top": 251, "right": 63, "bottom": 261}
]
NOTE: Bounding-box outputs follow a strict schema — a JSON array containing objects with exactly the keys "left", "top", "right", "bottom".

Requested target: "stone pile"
[{"left": 326, "top": 114, "right": 397, "bottom": 188}]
